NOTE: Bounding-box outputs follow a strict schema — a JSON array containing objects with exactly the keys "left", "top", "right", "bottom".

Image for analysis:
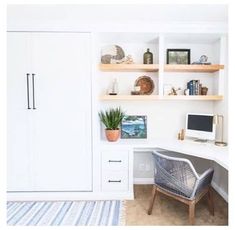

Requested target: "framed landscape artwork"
[
  {"left": 121, "top": 115, "right": 147, "bottom": 139},
  {"left": 167, "top": 49, "right": 191, "bottom": 64}
]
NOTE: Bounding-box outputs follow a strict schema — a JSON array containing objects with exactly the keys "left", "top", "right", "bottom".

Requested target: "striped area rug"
[{"left": 7, "top": 200, "right": 125, "bottom": 226}]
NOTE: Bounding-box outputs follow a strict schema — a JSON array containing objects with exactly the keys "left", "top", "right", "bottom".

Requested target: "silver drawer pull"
[
  {"left": 108, "top": 160, "right": 122, "bottom": 163},
  {"left": 108, "top": 180, "right": 121, "bottom": 183}
]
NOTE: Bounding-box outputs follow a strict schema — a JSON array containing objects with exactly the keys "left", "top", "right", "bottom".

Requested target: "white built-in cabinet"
[
  {"left": 7, "top": 32, "right": 92, "bottom": 191},
  {"left": 101, "top": 150, "right": 129, "bottom": 192},
  {"left": 100, "top": 147, "right": 133, "bottom": 196}
]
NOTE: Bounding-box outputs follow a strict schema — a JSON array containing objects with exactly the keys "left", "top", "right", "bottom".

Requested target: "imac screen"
[{"left": 187, "top": 115, "right": 213, "bottom": 132}]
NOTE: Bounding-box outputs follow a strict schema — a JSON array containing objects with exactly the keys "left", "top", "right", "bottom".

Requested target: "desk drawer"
[
  {"left": 102, "top": 150, "right": 128, "bottom": 171},
  {"left": 102, "top": 171, "right": 128, "bottom": 192}
]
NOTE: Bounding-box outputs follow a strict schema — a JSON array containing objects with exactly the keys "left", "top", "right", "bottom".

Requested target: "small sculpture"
[
  {"left": 192, "top": 55, "right": 211, "bottom": 65},
  {"left": 168, "top": 87, "right": 181, "bottom": 95},
  {"left": 108, "top": 78, "right": 118, "bottom": 95},
  {"left": 124, "top": 55, "right": 134, "bottom": 64},
  {"left": 199, "top": 55, "right": 208, "bottom": 63},
  {"left": 101, "top": 45, "right": 125, "bottom": 64}
]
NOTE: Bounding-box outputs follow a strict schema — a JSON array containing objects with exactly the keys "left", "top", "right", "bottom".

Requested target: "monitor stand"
[{"left": 194, "top": 139, "right": 208, "bottom": 143}]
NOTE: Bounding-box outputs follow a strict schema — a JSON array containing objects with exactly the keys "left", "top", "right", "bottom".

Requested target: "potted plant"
[{"left": 99, "top": 107, "right": 125, "bottom": 142}]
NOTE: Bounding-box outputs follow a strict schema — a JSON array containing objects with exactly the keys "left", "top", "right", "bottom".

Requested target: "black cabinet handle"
[
  {"left": 108, "top": 180, "right": 121, "bottom": 183},
  {"left": 108, "top": 160, "right": 122, "bottom": 163},
  {"left": 26, "top": 73, "right": 31, "bottom": 109},
  {"left": 32, "top": 73, "right": 36, "bottom": 109}
]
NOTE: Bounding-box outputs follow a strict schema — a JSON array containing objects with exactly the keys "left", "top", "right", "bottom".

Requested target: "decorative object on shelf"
[
  {"left": 168, "top": 87, "right": 177, "bottom": 95},
  {"left": 167, "top": 49, "right": 191, "bottom": 64},
  {"left": 134, "top": 76, "right": 155, "bottom": 95},
  {"left": 101, "top": 45, "right": 125, "bottom": 64},
  {"left": 201, "top": 87, "right": 208, "bottom": 95},
  {"left": 199, "top": 83, "right": 202, "bottom": 95},
  {"left": 108, "top": 78, "right": 119, "bottom": 95},
  {"left": 131, "top": 91, "right": 141, "bottom": 95},
  {"left": 121, "top": 115, "right": 147, "bottom": 139},
  {"left": 131, "top": 85, "right": 141, "bottom": 95},
  {"left": 168, "top": 87, "right": 182, "bottom": 95},
  {"left": 177, "top": 129, "right": 185, "bottom": 140},
  {"left": 98, "top": 107, "right": 125, "bottom": 142},
  {"left": 123, "top": 55, "right": 134, "bottom": 64},
  {"left": 187, "top": 80, "right": 204, "bottom": 95},
  {"left": 143, "top": 48, "right": 153, "bottom": 64},
  {"left": 192, "top": 55, "right": 211, "bottom": 65},
  {"left": 213, "top": 114, "right": 227, "bottom": 147},
  {"left": 184, "top": 89, "right": 190, "bottom": 95}
]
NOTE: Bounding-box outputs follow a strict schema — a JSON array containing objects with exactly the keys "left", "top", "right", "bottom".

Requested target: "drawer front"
[
  {"left": 102, "top": 150, "right": 128, "bottom": 171},
  {"left": 102, "top": 171, "right": 128, "bottom": 192}
]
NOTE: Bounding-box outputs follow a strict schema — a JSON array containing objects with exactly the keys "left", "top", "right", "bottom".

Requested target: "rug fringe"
[{"left": 119, "top": 200, "right": 126, "bottom": 226}]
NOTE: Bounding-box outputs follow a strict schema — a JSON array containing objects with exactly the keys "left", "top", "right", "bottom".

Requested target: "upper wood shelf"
[
  {"left": 99, "top": 64, "right": 224, "bottom": 73},
  {"left": 164, "top": 64, "right": 224, "bottom": 73},
  {"left": 100, "top": 95, "right": 223, "bottom": 101},
  {"left": 99, "top": 64, "right": 159, "bottom": 72}
]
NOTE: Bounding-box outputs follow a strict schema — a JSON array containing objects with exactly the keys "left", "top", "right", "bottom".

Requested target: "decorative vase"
[
  {"left": 201, "top": 87, "right": 208, "bottom": 95},
  {"left": 143, "top": 48, "right": 153, "bottom": 64},
  {"left": 105, "top": 129, "right": 120, "bottom": 142}
]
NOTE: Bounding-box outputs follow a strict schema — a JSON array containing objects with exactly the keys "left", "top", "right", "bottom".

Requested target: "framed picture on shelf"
[
  {"left": 121, "top": 115, "right": 147, "bottom": 139},
  {"left": 167, "top": 49, "right": 191, "bottom": 64}
]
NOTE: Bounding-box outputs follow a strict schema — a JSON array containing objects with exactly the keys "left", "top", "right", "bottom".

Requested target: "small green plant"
[{"left": 99, "top": 107, "right": 125, "bottom": 130}]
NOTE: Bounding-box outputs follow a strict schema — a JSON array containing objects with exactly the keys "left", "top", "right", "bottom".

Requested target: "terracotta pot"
[{"left": 105, "top": 129, "right": 120, "bottom": 142}]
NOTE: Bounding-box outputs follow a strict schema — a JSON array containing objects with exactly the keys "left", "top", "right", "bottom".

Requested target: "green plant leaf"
[{"left": 98, "top": 107, "right": 125, "bottom": 130}]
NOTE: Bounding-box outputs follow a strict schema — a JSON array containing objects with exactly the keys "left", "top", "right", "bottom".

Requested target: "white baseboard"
[
  {"left": 211, "top": 181, "right": 228, "bottom": 202},
  {"left": 134, "top": 177, "right": 154, "bottom": 184},
  {"left": 7, "top": 192, "right": 134, "bottom": 201}
]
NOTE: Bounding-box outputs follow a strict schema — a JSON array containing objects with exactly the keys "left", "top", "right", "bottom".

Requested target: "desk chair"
[{"left": 148, "top": 150, "right": 214, "bottom": 225}]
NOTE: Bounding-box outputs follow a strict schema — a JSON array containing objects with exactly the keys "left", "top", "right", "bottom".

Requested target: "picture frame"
[
  {"left": 167, "top": 49, "right": 191, "bottom": 64},
  {"left": 121, "top": 115, "right": 147, "bottom": 139}
]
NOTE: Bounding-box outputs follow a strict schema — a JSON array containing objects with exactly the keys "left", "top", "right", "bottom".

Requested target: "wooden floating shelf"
[
  {"left": 99, "top": 64, "right": 159, "bottom": 72},
  {"left": 99, "top": 64, "right": 224, "bottom": 73},
  {"left": 100, "top": 95, "right": 223, "bottom": 101},
  {"left": 159, "top": 95, "right": 223, "bottom": 100},
  {"left": 164, "top": 64, "right": 224, "bottom": 73}
]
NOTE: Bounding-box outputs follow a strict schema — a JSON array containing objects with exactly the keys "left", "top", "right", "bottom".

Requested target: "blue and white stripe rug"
[{"left": 7, "top": 200, "right": 125, "bottom": 226}]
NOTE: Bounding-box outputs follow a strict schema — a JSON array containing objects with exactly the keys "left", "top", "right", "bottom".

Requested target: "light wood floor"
[{"left": 126, "top": 185, "right": 228, "bottom": 225}]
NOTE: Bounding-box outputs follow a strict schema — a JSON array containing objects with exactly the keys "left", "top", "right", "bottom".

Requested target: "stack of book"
[{"left": 187, "top": 80, "right": 202, "bottom": 95}]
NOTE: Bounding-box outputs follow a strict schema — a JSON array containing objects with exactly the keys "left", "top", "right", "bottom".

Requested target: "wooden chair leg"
[
  {"left": 189, "top": 201, "right": 195, "bottom": 225},
  {"left": 147, "top": 185, "right": 157, "bottom": 215},
  {"left": 207, "top": 186, "right": 214, "bottom": 216}
]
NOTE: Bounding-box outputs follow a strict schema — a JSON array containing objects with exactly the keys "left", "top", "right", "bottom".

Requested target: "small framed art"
[
  {"left": 166, "top": 49, "right": 191, "bottom": 64},
  {"left": 121, "top": 115, "right": 147, "bottom": 139}
]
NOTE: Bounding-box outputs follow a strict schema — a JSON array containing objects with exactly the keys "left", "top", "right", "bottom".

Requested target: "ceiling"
[{"left": 7, "top": 4, "right": 228, "bottom": 23}]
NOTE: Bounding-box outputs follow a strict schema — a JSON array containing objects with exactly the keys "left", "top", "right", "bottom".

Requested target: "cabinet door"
[
  {"left": 31, "top": 33, "right": 92, "bottom": 191},
  {"left": 7, "top": 32, "right": 34, "bottom": 191}
]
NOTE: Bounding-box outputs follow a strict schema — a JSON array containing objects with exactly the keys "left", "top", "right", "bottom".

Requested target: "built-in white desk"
[
  {"left": 99, "top": 138, "right": 229, "bottom": 201},
  {"left": 101, "top": 138, "right": 228, "bottom": 170}
]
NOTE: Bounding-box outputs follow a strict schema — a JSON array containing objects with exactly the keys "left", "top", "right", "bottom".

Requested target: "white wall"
[
  {"left": 100, "top": 101, "right": 214, "bottom": 140},
  {"left": 7, "top": 5, "right": 228, "bottom": 33}
]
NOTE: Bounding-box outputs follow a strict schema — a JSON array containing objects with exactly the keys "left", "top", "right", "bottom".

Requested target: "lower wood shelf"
[{"left": 99, "top": 95, "right": 223, "bottom": 101}]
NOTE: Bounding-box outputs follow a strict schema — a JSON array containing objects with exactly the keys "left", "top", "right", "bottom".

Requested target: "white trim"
[
  {"left": 134, "top": 178, "right": 154, "bottom": 184},
  {"left": 7, "top": 22, "right": 228, "bottom": 34},
  {"left": 211, "top": 181, "right": 228, "bottom": 202}
]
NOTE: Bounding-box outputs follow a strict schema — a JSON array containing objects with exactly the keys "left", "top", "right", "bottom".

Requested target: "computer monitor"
[{"left": 185, "top": 113, "right": 216, "bottom": 141}]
